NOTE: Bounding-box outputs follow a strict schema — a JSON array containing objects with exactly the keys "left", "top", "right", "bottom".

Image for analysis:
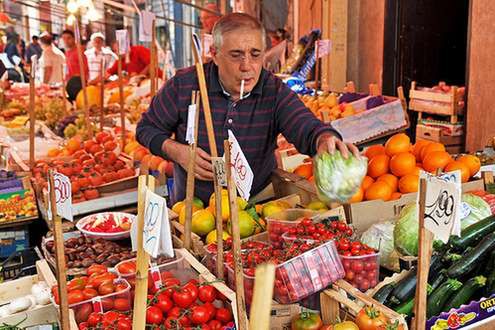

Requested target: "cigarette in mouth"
[{"left": 240, "top": 79, "right": 245, "bottom": 100}]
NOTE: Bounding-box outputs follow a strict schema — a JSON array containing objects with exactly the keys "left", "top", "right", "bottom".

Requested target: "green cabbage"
[
  {"left": 314, "top": 151, "right": 367, "bottom": 203},
  {"left": 394, "top": 204, "right": 419, "bottom": 256},
  {"left": 461, "top": 193, "right": 492, "bottom": 229}
]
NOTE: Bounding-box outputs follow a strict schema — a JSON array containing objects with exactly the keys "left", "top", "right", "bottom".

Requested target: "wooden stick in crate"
[
  {"left": 48, "top": 170, "right": 70, "bottom": 329},
  {"left": 99, "top": 58, "right": 105, "bottom": 132},
  {"left": 184, "top": 91, "right": 201, "bottom": 250},
  {"left": 224, "top": 139, "right": 249, "bottom": 330},
  {"left": 117, "top": 53, "right": 126, "bottom": 149},
  {"left": 29, "top": 56, "right": 36, "bottom": 170},
  {"left": 132, "top": 175, "right": 155, "bottom": 330},
  {"left": 249, "top": 263, "right": 275, "bottom": 330},
  {"left": 60, "top": 63, "right": 68, "bottom": 115},
  {"left": 74, "top": 21, "right": 92, "bottom": 139},
  {"left": 191, "top": 33, "right": 224, "bottom": 278},
  {"left": 413, "top": 178, "right": 433, "bottom": 330},
  {"left": 150, "top": 19, "right": 157, "bottom": 98}
]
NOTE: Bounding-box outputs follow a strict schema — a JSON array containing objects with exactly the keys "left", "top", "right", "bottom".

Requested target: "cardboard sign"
[
  {"left": 227, "top": 130, "right": 253, "bottom": 200},
  {"left": 185, "top": 104, "right": 197, "bottom": 144},
  {"left": 47, "top": 172, "right": 73, "bottom": 221},
  {"left": 139, "top": 11, "right": 156, "bottom": 42},
  {"left": 317, "top": 39, "right": 332, "bottom": 58},
  {"left": 212, "top": 157, "right": 227, "bottom": 187},
  {"left": 419, "top": 171, "right": 461, "bottom": 243},
  {"left": 116, "top": 30, "right": 129, "bottom": 55},
  {"left": 131, "top": 188, "right": 173, "bottom": 258}
]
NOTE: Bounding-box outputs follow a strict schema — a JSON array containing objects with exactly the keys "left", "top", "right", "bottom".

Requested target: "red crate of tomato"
[{"left": 266, "top": 209, "right": 317, "bottom": 248}]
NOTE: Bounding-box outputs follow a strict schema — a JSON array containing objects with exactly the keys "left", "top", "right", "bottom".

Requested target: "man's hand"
[
  {"left": 163, "top": 139, "right": 213, "bottom": 181},
  {"left": 316, "top": 133, "right": 360, "bottom": 158}
]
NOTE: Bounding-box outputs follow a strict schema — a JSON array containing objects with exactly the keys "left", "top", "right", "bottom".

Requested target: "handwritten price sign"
[
  {"left": 420, "top": 170, "right": 461, "bottom": 243},
  {"left": 115, "top": 30, "right": 129, "bottom": 55},
  {"left": 132, "top": 188, "right": 173, "bottom": 258},
  {"left": 227, "top": 130, "right": 253, "bottom": 201},
  {"left": 47, "top": 172, "right": 73, "bottom": 221}
]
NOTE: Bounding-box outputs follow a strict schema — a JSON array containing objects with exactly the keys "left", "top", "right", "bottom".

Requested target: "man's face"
[
  {"left": 93, "top": 37, "right": 104, "bottom": 50},
  {"left": 62, "top": 33, "right": 75, "bottom": 49},
  {"left": 212, "top": 28, "right": 264, "bottom": 98}
]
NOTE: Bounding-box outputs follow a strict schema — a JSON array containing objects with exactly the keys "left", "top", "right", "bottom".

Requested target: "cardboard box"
[{"left": 270, "top": 303, "right": 301, "bottom": 330}]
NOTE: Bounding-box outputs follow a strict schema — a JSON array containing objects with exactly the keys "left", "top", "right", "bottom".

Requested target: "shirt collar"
[{"left": 208, "top": 62, "right": 265, "bottom": 98}]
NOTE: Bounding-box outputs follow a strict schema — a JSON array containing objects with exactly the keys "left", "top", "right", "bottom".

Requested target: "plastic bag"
[{"left": 361, "top": 220, "right": 399, "bottom": 271}]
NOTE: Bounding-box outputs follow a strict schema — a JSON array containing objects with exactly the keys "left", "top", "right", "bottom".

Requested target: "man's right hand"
[{"left": 163, "top": 139, "right": 214, "bottom": 181}]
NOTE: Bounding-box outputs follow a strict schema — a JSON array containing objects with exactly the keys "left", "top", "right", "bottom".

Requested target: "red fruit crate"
[
  {"left": 267, "top": 209, "right": 318, "bottom": 248},
  {"left": 114, "top": 249, "right": 185, "bottom": 280},
  {"left": 340, "top": 252, "right": 380, "bottom": 292},
  {"left": 227, "top": 240, "right": 344, "bottom": 305}
]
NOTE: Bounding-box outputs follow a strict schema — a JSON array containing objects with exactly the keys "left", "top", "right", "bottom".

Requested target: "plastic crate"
[
  {"left": 0, "top": 247, "right": 41, "bottom": 281},
  {"left": 227, "top": 240, "right": 344, "bottom": 305},
  {"left": 340, "top": 252, "right": 380, "bottom": 292},
  {"left": 0, "top": 228, "right": 29, "bottom": 258},
  {"left": 266, "top": 209, "right": 317, "bottom": 247}
]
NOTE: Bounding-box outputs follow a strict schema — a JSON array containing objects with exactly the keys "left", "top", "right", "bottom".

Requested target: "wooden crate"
[
  {"left": 409, "top": 81, "right": 465, "bottom": 123},
  {"left": 320, "top": 279, "right": 408, "bottom": 329},
  {"left": 416, "top": 124, "right": 464, "bottom": 154}
]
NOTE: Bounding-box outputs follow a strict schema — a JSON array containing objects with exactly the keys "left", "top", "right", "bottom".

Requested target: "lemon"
[
  {"left": 178, "top": 205, "right": 200, "bottom": 225},
  {"left": 227, "top": 211, "right": 256, "bottom": 238},
  {"left": 262, "top": 200, "right": 291, "bottom": 218},
  {"left": 206, "top": 229, "right": 231, "bottom": 244},
  {"left": 172, "top": 201, "right": 186, "bottom": 215},
  {"left": 191, "top": 209, "right": 216, "bottom": 236},
  {"left": 210, "top": 192, "right": 248, "bottom": 222},
  {"left": 193, "top": 197, "right": 205, "bottom": 209},
  {"left": 306, "top": 200, "right": 328, "bottom": 211}
]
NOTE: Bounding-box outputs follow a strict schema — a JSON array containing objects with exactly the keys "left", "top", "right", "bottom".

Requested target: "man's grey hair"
[{"left": 212, "top": 13, "right": 266, "bottom": 50}]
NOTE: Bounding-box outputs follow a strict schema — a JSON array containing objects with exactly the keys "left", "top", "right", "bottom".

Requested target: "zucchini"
[
  {"left": 429, "top": 271, "right": 447, "bottom": 292},
  {"left": 395, "top": 284, "right": 433, "bottom": 317},
  {"left": 450, "top": 215, "right": 495, "bottom": 249},
  {"left": 443, "top": 276, "right": 486, "bottom": 311},
  {"left": 447, "top": 232, "right": 495, "bottom": 278},
  {"left": 486, "top": 257, "right": 495, "bottom": 294},
  {"left": 427, "top": 279, "right": 463, "bottom": 318},
  {"left": 372, "top": 282, "right": 395, "bottom": 304}
]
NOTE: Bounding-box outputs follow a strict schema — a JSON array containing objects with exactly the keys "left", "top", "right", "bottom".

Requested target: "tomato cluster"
[
  {"left": 282, "top": 218, "right": 354, "bottom": 246},
  {"left": 78, "top": 311, "right": 132, "bottom": 330},
  {"left": 32, "top": 131, "right": 136, "bottom": 203},
  {"left": 339, "top": 241, "right": 379, "bottom": 292},
  {"left": 52, "top": 265, "right": 131, "bottom": 325}
]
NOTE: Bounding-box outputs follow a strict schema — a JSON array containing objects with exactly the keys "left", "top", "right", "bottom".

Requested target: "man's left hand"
[{"left": 316, "top": 133, "right": 360, "bottom": 158}]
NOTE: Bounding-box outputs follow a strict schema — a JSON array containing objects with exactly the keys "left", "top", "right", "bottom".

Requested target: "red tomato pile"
[
  {"left": 78, "top": 311, "right": 131, "bottom": 330},
  {"left": 52, "top": 265, "right": 131, "bottom": 325},
  {"left": 32, "top": 131, "right": 136, "bottom": 203},
  {"left": 339, "top": 240, "right": 379, "bottom": 292},
  {"left": 283, "top": 218, "right": 354, "bottom": 245},
  {"left": 82, "top": 213, "right": 132, "bottom": 233}
]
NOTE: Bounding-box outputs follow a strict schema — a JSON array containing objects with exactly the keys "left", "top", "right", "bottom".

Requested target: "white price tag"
[
  {"left": 227, "top": 130, "right": 254, "bottom": 201},
  {"left": 212, "top": 157, "right": 227, "bottom": 187},
  {"left": 131, "top": 188, "right": 174, "bottom": 258},
  {"left": 47, "top": 172, "right": 73, "bottom": 221},
  {"left": 115, "top": 30, "right": 129, "bottom": 55},
  {"left": 185, "top": 104, "right": 197, "bottom": 145},
  {"left": 139, "top": 11, "right": 156, "bottom": 42},
  {"left": 203, "top": 34, "right": 213, "bottom": 58},
  {"left": 316, "top": 39, "right": 332, "bottom": 58},
  {"left": 419, "top": 171, "right": 460, "bottom": 243}
]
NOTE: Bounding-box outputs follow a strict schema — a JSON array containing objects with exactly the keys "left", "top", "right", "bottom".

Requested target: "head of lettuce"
[{"left": 314, "top": 151, "right": 368, "bottom": 203}]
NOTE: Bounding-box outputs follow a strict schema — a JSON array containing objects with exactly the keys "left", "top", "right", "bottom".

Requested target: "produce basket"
[
  {"left": 340, "top": 252, "right": 380, "bottom": 292},
  {"left": 227, "top": 240, "right": 344, "bottom": 305},
  {"left": 267, "top": 208, "right": 318, "bottom": 246},
  {"left": 75, "top": 212, "right": 135, "bottom": 240}
]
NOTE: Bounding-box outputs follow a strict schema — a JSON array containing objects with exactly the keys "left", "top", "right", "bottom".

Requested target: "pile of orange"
[{"left": 349, "top": 133, "right": 481, "bottom": 203}]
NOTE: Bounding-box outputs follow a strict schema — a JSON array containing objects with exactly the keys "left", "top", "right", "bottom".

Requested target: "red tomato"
[
  {"left": 117, "top": 318, "right": 132, "bottom": 330},
  {"left": 68, "top": 278, "right": 87, "bottom": 291},
  {"left": 183, "top": 281, "right": 199, "bottom": 301},
  {"left": 102, "top": 311, "right": 120, "bottom": 327},
  {"left": 154, "top": 294, "right": 173, "bottom": 313},
  {"left": 83, "top": 189, "right": 100, "bottom": 200},
  {"left": 198, "top": 285, "right": 217, "bottom": 303},
  {"left": 104, "top": 140, "right": 118, "bottom": 151},
  {"left": 202, "top": 302, "right": 216, "bottom": 321},
  {"left": 172, "top": 288, "right": 195, "bottom": 308},
  {"left": 87, "top": 312, "right": 102, "bottom": 327},
  {"left": 117, "top": 261, "right": 136, "bottom": 275},
  {"left": 78, "top": 322, "right": 88, "bottom": 330},
  {"left": 82, "top": 288, "right": 98, "bottom": 300},
  {"left": 113, "top": 298, "right": 131, "bottom": 312},
  {"left": 101, "top": 297, "right": 114, "bottom": 310},
  {"left": 98, "top": 282, "right": 115, "bottom": 295},
  {"left": 146, "top": 306, "right": 163, "bottom": 324},
  {"left": 190, "top": 305, "right": 210, "bottom": 325},
  {"left": 89, "top": 174, "right": 104, "bottom": 187},
  {"left": 215, "top": 308, "right": 233, "bottom": 323},
  {"left": 351, "top": 261, "right": 364, "bottom": 273},
  {"left": 96, "top": 132, "right": 111, "bottom": 144},
  {"left": 208, "top": 319, "right": 222, "bottom": 330},
  {"left": 68, "top": 289, "right": 85, "bottom": 304}
]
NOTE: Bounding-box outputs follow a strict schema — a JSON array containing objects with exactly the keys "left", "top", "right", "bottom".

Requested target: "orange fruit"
[
  {"left": 149, "top": 156, "right": 164, "bottom": 171},
  {"left": 444, "top": 161, "right": 470, "bottom": 183},
  {"left": 66, "top": 137, "right": 82, "bottom": 154},
  {"left": 420, "top": 142, "right": 446, "bottom": 162},
  {"left": 390, "top": 152, "right": 416, "bottom": 177},
  {"left": 411, "top": 166, "right": 422, "bottom": 176},
  {"left": 361, "top": 176, "right": 375, "bottom": 191},
  {"left": 412, "top": 140, "right": 431, "bottom": 159},
  {"left": 423, "top": 151, "right": 452, "bottom": 173},
  {"left": 132, "top": 147, "right": 149, "bottom": 162},
  {"left": 377, "top": 174, "right": 399, "bottom": 192},
  {"left": 348, "top": 187, "right": 364, "bottom": 203},
  {"left": 308, "top": 176, "right": 315, "bottom": 183},
  {"left": 364, "top": 181, "right": 393, "bottom": 201},
  {"left": 398, "top": 174, "right": 419, "bottom": 193},
  {"left": 390, "top": 192, "right": 402, "bottom": 200},
  {"left": 141, "top": 154, "right": 153, "bottom": 167},
  {"left": 384, "top": 133, "right": 411, "bottom": 156},
  {"left": 367, "top": 154, "right": 390, "bottom": 179},
  {"left": 294, "top": 163, "right": 313, "bottom": 179},
  {"left": 365, "top": 145, "right": 386, "bottom": 159},
  {"left": 457, "top": 155, "right": 481, "bottom": 177}
]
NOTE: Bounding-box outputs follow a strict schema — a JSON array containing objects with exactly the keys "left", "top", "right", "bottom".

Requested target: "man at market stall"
[
  {"left": 85, "top": 32, "right": 117, "bottom": 85},
  {"left": 136, "top": 13, "right": 359, "bottom": 204},
  {"left": 106, "top": 43, "right": 162, "bottom": 78},
  {"left": 61, "top": 29, "right": 89, "bottom": 101}
]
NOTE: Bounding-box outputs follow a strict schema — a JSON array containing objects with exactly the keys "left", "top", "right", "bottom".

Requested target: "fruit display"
[
  {"left": 267, "top": 209, "right": 318, "bottom": 246},
  {"left": 300, "top": 93, "right": 365, "bottom": 121},
  {"left": 76, "top": 212, "right": 135, "bottom": 240},
  {"left": 115, "top": 251, "right": 180, "bottom": 279},
  {"left": 0, "top": 188, "right": 37, "bottom": 222},
  {"left": 43, "top": 235, "right": 136, "bottom": 271},
  {"left": 340, "top": 243, "right": 380, "bottom": 291}
]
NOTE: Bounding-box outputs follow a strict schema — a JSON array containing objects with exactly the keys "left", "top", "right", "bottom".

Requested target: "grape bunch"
[{"left": 54, "top": 114, "right": 77, "bottom": 137}]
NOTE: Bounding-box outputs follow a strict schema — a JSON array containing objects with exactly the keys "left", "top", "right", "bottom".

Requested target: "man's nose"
[{"left": 239, "top": 61, "right": 251, "bottom": 72}]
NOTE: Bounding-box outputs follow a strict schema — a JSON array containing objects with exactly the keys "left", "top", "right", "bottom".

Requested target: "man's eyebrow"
[{"left": 228, "top": 48, "right": 263, "bottom": 53}]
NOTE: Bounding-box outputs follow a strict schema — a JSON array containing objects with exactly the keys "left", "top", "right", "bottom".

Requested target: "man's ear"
[{"left": 211, "top": 46, "right": 219, "bottom": 65}]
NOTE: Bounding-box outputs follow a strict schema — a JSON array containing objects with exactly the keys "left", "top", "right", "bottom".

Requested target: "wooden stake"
[
  {"left": 413, "top": 178, "right": 433, "bottom": 330},
  {"left": 184, "top": 91, "right": 201, "bottom": 250},
  {"left": 99, "top": 58, "right": 105, "bottom": 132},
  {"left": 74, "top": 20, "right": 92, "bottom": 138},
  {"left": 249, "top": 263, "right": 275, "bottom": 330},
  {"left": 60, "top": 64, "right": 68, "bottom": 115},
  {"left": 132, "top": 175, "right": 155, "bottom": 330},
  {"left": 48, "top": 170, "right": 70, "bottom": 330},
  {"left": 117, "top": 54, "right": 126, "bottom": 149},
  {"left": 28, "top": 56, "right": 36, "bottom": 170},
  {"left": 225, "top": 139, "right": 249, "bottom": 330},
  {"left": 150, "top": 19, "right": 157, "bottom": 98},
  {"left": 191, "top": 34, "right": 224, "bottom": 278},
  {"left": 314, "top": 40, "right": 320, "bottom": 91}
]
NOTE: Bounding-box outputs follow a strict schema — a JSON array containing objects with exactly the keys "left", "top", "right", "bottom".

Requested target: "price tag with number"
[
  {"left": 139, "top": 10, "right": 155, "bottom": 42},
  {"left": 227, "top": 130, "right": 254, "bottom": 201},
  {"left": 212, "top": 157, "right": 227, "bottom": 187},
  {"left": 131, "top": 188, "right": 174, "bottom": 258},
  {"left": 420, "top": 171, "right": 460, "bottom": 243},
  {"left": 185, "top": 104, "right": 197, "bottom": 145},
  {"left": 47, "top": 172, "right": 73, "bottom": 221}
]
